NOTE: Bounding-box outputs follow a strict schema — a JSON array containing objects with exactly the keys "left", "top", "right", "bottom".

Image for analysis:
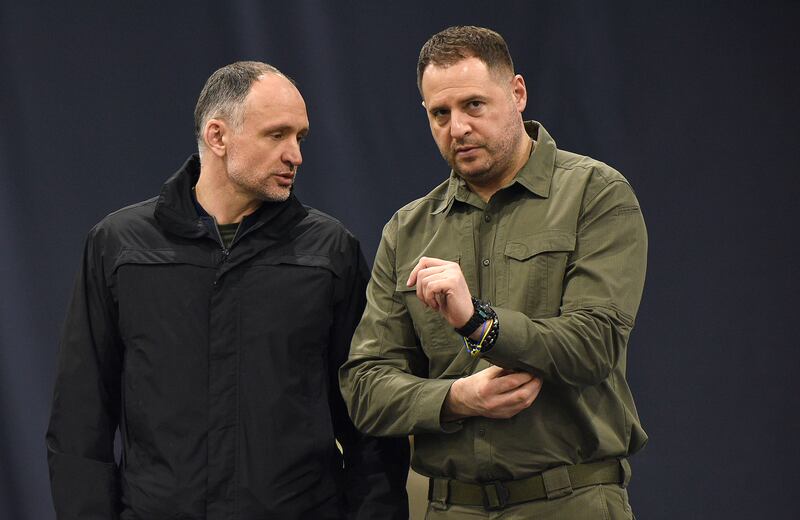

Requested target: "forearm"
[
  {"left": 484, "top": 305, "right": 633, "bottom": 386},
  {"left": 341, "top": 354, "right": 459, "bottom": 435}
]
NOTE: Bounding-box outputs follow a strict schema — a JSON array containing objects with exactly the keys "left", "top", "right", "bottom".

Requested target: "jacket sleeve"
[
  {"left": 484, "top": 179, "right": 648, "bottom": 387},
  {"left": 329, "top": 235, "right": 410, "bottom": 520},
  {"left": 339, "top": 218, "right": 460, "bottom": 438},
  {"left": 46, "top": 226, "right": 123, "bottom": 519}
]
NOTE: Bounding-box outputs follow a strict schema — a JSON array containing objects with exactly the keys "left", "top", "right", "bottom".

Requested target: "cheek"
[{"left": 432, "top": 129, "right": 451, "bottom": 151}]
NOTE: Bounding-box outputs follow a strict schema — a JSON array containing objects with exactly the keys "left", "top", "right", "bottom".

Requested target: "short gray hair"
[{"left": 194, "top": 61, "right": 289, "bottom": 149}]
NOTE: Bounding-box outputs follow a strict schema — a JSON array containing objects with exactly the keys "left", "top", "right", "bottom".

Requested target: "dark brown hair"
[{"left": 416, "top": 26, "right": 514, "bottom": 93}]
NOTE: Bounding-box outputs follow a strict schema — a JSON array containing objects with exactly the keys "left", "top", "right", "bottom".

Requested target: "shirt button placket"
[{"left": 474, "top": 422, "right": 493, "bottom": 480}]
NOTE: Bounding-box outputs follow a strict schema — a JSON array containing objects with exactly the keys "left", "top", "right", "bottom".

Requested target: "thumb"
[{"left": 481, "top": 365, "right": 506, "bottom": 378}]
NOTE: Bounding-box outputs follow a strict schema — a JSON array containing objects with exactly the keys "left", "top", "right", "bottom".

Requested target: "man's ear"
[
  {"left": 511, "top": 74, "right": 527, "bottom": 113},
  {"left": 203, "top": 119, "right": 228, "bottom": 158}
]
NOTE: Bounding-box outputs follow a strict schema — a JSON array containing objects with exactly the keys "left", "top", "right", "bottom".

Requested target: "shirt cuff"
[
  {"left": 481, "top": 306, "right": 536, "bottom": 372},
  {"left": 413, "top": 378, "right": 463, "bottom": 434}
]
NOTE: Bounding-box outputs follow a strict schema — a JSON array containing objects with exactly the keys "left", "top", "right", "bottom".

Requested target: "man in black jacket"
[{"left": 46, "top": 61, "right": 409, "bottom": 519}]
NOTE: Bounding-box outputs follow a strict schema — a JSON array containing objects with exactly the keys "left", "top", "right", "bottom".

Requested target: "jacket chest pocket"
[
  {"left": 504, "top": 230, "right": 575, "bottom": 318},
  {"left": 240, "top": 254, "right": 336, "bottom": 339}
]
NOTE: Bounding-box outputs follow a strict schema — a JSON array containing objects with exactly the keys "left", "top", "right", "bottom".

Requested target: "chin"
[
  {"left": 263, "top": 190, "right": 291, "bottom": 202},
  {"left": 455, "top": 164, "right": 492, "bottom": 181}
]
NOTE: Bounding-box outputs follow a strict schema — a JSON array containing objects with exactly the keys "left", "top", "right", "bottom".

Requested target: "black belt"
[{"left": 427, "top": 459, "right": 630, "bottom": 511}]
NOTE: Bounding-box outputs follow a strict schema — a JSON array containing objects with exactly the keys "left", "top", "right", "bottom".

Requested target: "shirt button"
[
  {"left": 478, "top": 428, "right": 486, "bottom": 437},
  {"left": 484, "top": 214, "right": 491, "bottom": 222},
  {"left": 482, "top": 258, "right": 490, "bottom": 267}
]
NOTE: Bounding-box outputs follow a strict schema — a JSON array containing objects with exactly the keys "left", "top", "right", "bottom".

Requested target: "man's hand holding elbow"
[{"left": 442, "top": 366, "right": 542, "bottom": 422}]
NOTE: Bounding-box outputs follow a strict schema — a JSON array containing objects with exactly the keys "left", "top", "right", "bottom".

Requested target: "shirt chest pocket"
[
  {"left": 503, "top": 230, "right": 575, "bottom": 318},
  {"left": 395, "top": 256, "right": 465, "bottom": 365}
]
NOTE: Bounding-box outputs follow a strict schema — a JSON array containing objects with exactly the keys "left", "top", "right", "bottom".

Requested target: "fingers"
[
  {"left": 406, "top": 256, "right": 473, "bottom": 328},
  {"left": 420, "top": 275, "right": 457, "bottom": 309},
  {"left": 406, "top": 256, "right": 450, "bottom": 287},
  {"left": 518, "top": 376, "right": 543, "bottom": 403},
  {"left": 416, "top": 268, "right": 450, "bottom": 307},
  {"left": 501, "top": 377, "right": 542, "bottom": 415},
  {"left": 475, "top": 369, "right": 543, "bottom": 419},
  {"left": 481, "top": 365, "right": 507, "bottom": 378},
  {"left": 410, "top": 259, "right": 458, "bottom": 309},
  {"left": 489, "top": 371, "right": 535, "bottom": 393}
]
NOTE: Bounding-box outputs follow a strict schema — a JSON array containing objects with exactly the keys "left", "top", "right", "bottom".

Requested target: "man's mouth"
[
  {"left": 454, "top": 145, "right": 480, "bottom": 157},
  {"left": 274, "top": 172, "right": 295, "bottom": 186}
]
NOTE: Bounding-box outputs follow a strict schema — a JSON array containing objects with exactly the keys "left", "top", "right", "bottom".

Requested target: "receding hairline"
[
  {"left": 419, "top": 55, "right": 514, "bottom": 87},
  {"left": 194, "top": 61, "right": 299, "bottom": 148}
]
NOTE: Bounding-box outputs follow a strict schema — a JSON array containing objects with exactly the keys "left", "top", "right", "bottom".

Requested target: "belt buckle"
[{"left": 481, "top": 480, "right": 509, "bottom": 511}]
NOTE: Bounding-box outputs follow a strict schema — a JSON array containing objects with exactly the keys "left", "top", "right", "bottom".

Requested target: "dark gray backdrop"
[{"left": 1, "top": 1, "right": 798, "bottom": 518}]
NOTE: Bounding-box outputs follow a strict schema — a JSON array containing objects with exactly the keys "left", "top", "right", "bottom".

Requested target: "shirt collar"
[{"left": 431, "top": 120, "right": 557, "bottom": 215}]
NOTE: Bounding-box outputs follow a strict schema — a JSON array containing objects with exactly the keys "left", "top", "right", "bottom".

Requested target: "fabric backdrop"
[{"left": 1, "top": 1, "right": 797, "bottom": 518}]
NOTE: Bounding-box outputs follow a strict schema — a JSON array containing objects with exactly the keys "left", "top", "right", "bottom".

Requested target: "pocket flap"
[
  {"left": 253, "top": 253, "right": 340, "bottom": 277},
  {"left": 504, "top": 230, "right": 575, "bottom": 261},
  {"left": 113, "top": 248, "right": 212, "bottom": 273}
]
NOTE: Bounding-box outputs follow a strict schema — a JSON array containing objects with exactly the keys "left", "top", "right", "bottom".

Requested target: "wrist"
[
  {"left": 454, "top": 297, "right": 494, "bottom": 336},
  {"left": 442, "top": 379, "right": 472, "bottom": 422},
  {"left": 468, "top": 319, "right": 492, "bottom": 341}
]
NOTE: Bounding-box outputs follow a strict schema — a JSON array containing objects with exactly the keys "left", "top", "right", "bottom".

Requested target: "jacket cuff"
[{"left": 48, "top": 446, "right": 119, "bottom": 519}]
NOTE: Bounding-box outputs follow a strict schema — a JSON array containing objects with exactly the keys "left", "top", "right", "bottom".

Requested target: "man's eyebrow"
[
  {"left": 261, "top": 123, "right": 308, "bottom": 134},
  {"left": 427, "top": 93, "right": 488, "bottom": 113},
  {"left": 426, "top": 101, "right": 448, "bottom": 114}
]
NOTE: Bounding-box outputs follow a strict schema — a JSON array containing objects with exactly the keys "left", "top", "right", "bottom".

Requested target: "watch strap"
[{"left": 455, "top": 297, "right": 494, "bottom": 336}]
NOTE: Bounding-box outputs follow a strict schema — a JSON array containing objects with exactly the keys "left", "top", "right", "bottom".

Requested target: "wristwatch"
[{"left": 454, "top": 297, "right": 495, "bottom": 337}]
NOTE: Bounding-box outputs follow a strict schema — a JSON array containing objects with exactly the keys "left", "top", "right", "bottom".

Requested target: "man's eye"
[
  {"left": 468, "top": 101, "right": 484, "bottom": 109},
  {"left": 432, "top": 110, "right": 449, "bottom": 119},
  {"left": 271, "top": 132, "right": 284, "bottom": 139}
]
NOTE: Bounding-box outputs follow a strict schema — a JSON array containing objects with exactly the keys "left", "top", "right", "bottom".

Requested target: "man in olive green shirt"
[{"left": 340, "top": 26, "right": 647, "bottom": 518}]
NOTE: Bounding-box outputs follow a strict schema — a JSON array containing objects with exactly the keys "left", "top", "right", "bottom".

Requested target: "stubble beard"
[
  {"left": 446, "top": 117, "right": 524, "bottom": 189},
  {"left": 227, "top": 160, "right": 292, "bottom": 203}
]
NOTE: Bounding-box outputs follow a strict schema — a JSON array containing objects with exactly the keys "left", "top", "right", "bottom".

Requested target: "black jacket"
[{"left": 46, "top": 156, "right": 409, "bottom": 519}]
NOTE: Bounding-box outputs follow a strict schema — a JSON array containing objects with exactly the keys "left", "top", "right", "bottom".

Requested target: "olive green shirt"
[{"left": 340, "top": 122, "right": 648, "bottom": 483}]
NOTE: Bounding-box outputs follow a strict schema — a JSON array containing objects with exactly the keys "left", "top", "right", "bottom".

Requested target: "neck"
[
  {"left": 195, "top": 166, "right": 262, "bottom": 225},
  {"left": 468, "top": 135, "right": 533, "bottom": 202}
]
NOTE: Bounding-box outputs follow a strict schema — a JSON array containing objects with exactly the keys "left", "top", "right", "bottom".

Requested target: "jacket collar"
[
  {"left": 432, "top": 120, "right": 557, "bottom": 214},
  {"left": 154, "top": 154, "right": 308, "bottom": 240}
]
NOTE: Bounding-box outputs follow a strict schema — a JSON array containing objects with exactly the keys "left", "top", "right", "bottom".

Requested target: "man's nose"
[
  {"left": 283, "top": 141, "right": 303, "bottom": 169},
  {"left": 449, "top": 111, "right": 471, "bottom": 140}
]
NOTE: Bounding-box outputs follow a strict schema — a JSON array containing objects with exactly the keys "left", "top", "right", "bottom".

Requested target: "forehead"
[
  {"left": 421, "top": 57, "right": 505, "bottom": 105},
  {"left": 242, "top": 74, "right": 309, "bottom": 128}
]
